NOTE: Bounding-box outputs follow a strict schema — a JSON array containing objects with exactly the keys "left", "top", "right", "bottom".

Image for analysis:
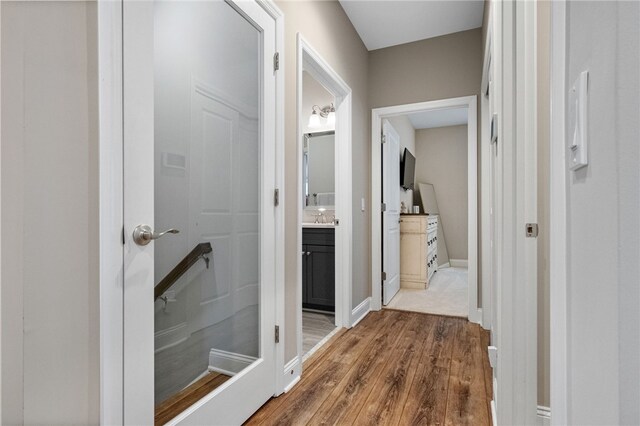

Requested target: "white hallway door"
[
  {"left": 382, "top": 120, "right": 401, "bottom": 305},
  {"left": 122, "top": 1, "right": 279, "bottom": 424}
]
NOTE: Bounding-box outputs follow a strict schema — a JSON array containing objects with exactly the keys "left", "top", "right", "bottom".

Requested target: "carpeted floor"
[{"left": 386, "top": 267, "right": 468, "bottom": 317}]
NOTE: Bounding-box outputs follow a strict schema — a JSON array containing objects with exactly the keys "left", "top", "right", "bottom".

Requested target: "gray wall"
[
  {"left": 369, "top": 28, "right": 483, "bottom": 109},
  {"left": 565, "top": 1, "right": 639, "bottom": 424},
  {"left": 1, "top": 1, "right": 100, "bottom": 424},
  {"left": 369, "top": 27, "right": 483, "bottom": 300},
  {"left": 386, "top": 116, "right": 415, "bottom": 210},
  {"left": 415, "top": 125, "right": 468, "bottom": 261},
  {"left": 276, "top": 0, "right": 370, "bottom": 363}
]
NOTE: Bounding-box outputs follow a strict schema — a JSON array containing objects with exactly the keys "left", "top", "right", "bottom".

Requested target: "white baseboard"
[
  {"left": 439, "top": 261, "right": 451, "bottom": 268},
  {"left": 491, "top": 400, "right": 497, "bottom": 426},
  {"left": 282, "top": 356, "right": 301, "bottom": 393},
  {"left": 537, "top": 405, "right": 551, "bottom": 426},
  {"left": 185, "top": 370, "right": 210, "bottom": 388},
  {"left": 208, "top": 349, "right": 256, "bottom": 376},
  {"left": 469, "top": 306, "right": 483, "bottom": 325},
  {"left": 450, "top": 259, "right": 469, "bottom": 268},
  {"left": 154, "top": 321, "right": 188, "bottom": 353},
  {"left": 350, "top": 297, "right": 371, "bottom": 327},
  {"left": 489, "top": 400, "right": 550, "bottom": 425}
]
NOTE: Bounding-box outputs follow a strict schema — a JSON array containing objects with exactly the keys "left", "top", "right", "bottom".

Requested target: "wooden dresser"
[{"left": 400, "top": 214, "right": 438, "bottom": 289}]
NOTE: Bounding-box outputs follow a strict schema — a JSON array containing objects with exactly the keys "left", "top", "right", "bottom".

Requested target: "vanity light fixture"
[
  {"left": 308, "top": 109, "right": 321, "bottom": 128},
  {"left": 308, "top": 103, "right": 335, "bottom": 128}
]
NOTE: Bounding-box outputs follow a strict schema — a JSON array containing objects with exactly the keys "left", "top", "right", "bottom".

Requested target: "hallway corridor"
[{"left": 246, "top": 310, "right": 492, "bottom": 425}]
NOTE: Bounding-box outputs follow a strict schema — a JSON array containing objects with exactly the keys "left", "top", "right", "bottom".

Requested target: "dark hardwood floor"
[{"left": 246, "top": 309, "right": 492, "bottom": 426}]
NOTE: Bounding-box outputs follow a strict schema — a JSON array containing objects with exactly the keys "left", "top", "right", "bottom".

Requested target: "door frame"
[
  {"left": 96, "top": 0, "right": 284, "bottom": 423},
  {"left": 370, "top": 96, "right": 479, "bottom": 324},
  {"left": 293, "top": 34, "right": 353, "bottom": 385},
  {"left": 549, "top": 0, "right": 568, "bottom": 424},
  {"left": 491, "top": 0, "right": 538, "bottom": 423},
  {"left": 480, "top": 16, "right": 494, "bottom": 332}
]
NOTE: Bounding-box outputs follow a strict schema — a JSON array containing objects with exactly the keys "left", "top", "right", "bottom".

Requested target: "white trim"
[
  {"left": 97, "top": 1, "right": 124, "bottom": 424},
  {"left": 185, "top": 370, "right": 211, "bottom": 389},
  {"left": 192, "top": 77, "right": 258, "bottom": 119},
  {"left": 0, "top": 1, "right": 3, "bottom": 419},
  {"left": 491, "top": 400, "right": 497, "bottom": 426},
  {"left": 549, "top": 1, "right": 568, "bottom": 425},
  {"left": 439, "top": 261, "right": 451, "bottom": 269},
  {"left": 537, "top": 406, "right": 551, "bottom": 426},
  {"left": 208, "top": 349, "right": 257, "bottom": 376},
  {"left": 266, "top": 0, "right": 286, "bottom": 401},
  {"left": 350, "top": 297, "right": 371, "bottom": 327},
  {"left": 480, "top": 16, "right": 494, "bottom": 331},
  {"left": 449, "top": 259, "right": 469, "bottom": 268},
  {"left": 521, "top": 2, "right": 539, "bottom": 424},
  {"left": 282, "top": 357, "right": 302, "bottom": 393},
  {"left": 295, "top": 35, "right": 353, "bottom": 391},
  {"left": 154, "top": 322, "right": 188, "bottom": 353},
  {"left": 493, "top": 0, "right": 538, "bottom": 423},
  {"left": 370, "top": 96, "right": 479, "bottom": 325}
]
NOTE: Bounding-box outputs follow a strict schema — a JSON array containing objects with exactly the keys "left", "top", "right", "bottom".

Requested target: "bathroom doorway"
[{"left": 295, "top": 36, "right": 353, "bottom": 367}]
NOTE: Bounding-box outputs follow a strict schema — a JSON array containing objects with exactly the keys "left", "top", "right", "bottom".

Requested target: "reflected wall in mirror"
[{"left": 303, "top": 131, "right": 335, "bottom": 208}]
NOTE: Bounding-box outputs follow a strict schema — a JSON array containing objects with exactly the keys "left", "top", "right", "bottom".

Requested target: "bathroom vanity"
[{"left": 302, "top": 226, "right": 335, "bottom": 312}]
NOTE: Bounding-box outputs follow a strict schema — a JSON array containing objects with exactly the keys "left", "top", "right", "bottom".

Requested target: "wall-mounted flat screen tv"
[{"left": 400, "top": 148, "right": 415, "bottom": 190}]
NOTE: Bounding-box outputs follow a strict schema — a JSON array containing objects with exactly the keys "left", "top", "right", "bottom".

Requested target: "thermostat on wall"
[{"left": 569, "top": 70, "right": 589, "bottom": 171}]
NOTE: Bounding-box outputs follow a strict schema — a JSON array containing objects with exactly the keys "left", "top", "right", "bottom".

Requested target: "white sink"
[{"left": 302, "top": 222, "right": 335, "bottom": 229}]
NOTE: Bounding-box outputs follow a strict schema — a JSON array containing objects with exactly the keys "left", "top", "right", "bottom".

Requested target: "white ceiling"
[
  {"left": 338, "top": 0, "right": 484, "bottom": 51},
  {"left": 407, "top": 107, "right": 468, "bottom": 130}
]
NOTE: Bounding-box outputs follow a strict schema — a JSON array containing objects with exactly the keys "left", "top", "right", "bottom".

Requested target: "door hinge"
[
  {"left": 525, "top": 223, "right": 539, "bottom": 238},
  {"left": 382, "top": 134, "right": 387, "bottom": 144},
  {"left": 275, "top": 325, "right": 280, "bottom": 343},
  {"left": 274, "top": 188, "right": 279, "bottom": 206},
  {"left": 382, "top": 271, "right": 387, "bottom": 281},
  {"left": 122, "top": 227, "right": 125, "bottom": 245},
  {"left": 381, "top": 202, "right": 386, "bottom": 212},
  {"left": 273, "top": 52, "right": 280, "bottom": 71}
]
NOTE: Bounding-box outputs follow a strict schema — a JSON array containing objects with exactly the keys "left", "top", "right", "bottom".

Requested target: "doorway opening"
[
  {"left": 296, "top": 35, "right": 353, "bottom": 365},
  {"left": 371, "top": 96, "right": 480, "bottom": 323}
]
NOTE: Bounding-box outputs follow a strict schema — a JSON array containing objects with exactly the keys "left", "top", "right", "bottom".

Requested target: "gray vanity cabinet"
[{"left": 302, "top": 228, "right": 335, "bottom": 312}]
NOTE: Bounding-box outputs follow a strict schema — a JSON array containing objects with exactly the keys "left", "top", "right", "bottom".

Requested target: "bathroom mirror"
[{"left": 303, "top": 131, "right": 335, "bottom": 209}]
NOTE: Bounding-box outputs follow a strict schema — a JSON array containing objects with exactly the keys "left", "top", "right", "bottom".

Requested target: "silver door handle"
[{"left": 133, "top": 224, "right": 179, "bottom": 246}]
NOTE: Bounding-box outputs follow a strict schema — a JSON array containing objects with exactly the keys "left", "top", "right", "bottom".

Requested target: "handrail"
[{"left": 154, "top": 242, "right": 213, "bottom": 301}]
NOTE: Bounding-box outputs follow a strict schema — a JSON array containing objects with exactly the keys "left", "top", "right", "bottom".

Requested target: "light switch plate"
[{"left": 568, "top": 70, "right": 589, "bottom": 171}]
